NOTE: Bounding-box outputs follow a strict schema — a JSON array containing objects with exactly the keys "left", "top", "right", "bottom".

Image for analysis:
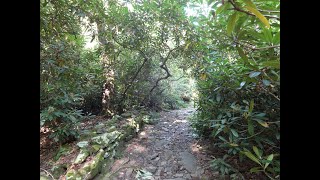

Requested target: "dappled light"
[
  {"left": 173, "top": 119, "right": 188, "bottom": 124},
  {"left": 41, "top": 0, "right": 279, "bottom": 179},
  {"left": 126, "top": 143, "right": 147, "bottom": 154}
]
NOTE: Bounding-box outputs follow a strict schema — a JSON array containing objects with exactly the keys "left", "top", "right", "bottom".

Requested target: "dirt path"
[{"left": 101, "top": 107, "right": 219, "bottom": 180}]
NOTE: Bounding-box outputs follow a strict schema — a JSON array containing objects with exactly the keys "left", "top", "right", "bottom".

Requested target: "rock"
[
  {"left": 74, "top": 149, "right": 89, "bottom": 164},
  {"left": 196, "top": 168, "right": 204, "bottom": 175},
  {"left": 91, "top": 131, "right": 121, "bottom": 148},
  {"left": 121, "top": 112, "right": 132, "bottom": 118},
  {"left": 107, "top": 142, "right": 119, "bottom": 151},
  {"left": 185, "top": 174, "right": 191, "bottom": 179},
  {"left": 78, "top": 149, "right": 105, "bottom": 179},
  {"left": 107, "top": 125, "right": 117, "bottom": 132},
  {"left": 154, "top": 157, "right": 160, "bottom": 162},
  {"left": 92, "top": 145, "right": 101, "bottom": 152},
  {"left": 125, "top": 168, "right": 134, "bottom": 178},
  {"left": 155, "top": 167, "right": 163, "bottom": 176},
  {"left": 147, "top": 166, "right": 157, "bottom": 173},
  {"left": 162, "top": 127, "right": 169, "bottom": 131},
  {"left": 164, "top": 166, "right": 172, "bottom": 174},
  {"left": 190, "top": 174, "right": 198, "bottom": 178},
  {"left": 91, "top": 133, "right": 110, "bottom": 147},
  {"left": 76, "top": 141, "right": 89, "bottom": 148},
  {"left": 160, "top": 161, "right": 166, "bottom": 166},
  {"left": 150, "top": 153, "right": 159, "bottom": 160},
  {"left": 51, "top": 164, "right": 68, "bottom": 179},
  {"left": 65, "top": 169, "right": 82, "bottom": 180},
  {"left": 103, "top": 152, "right": 110, "bottom": 159},
  {"left": 111, "top": 115, "right": 121, "bottom": 121},
  {"left": 179, "top": 151, "right": 197, "bottom": 173}
]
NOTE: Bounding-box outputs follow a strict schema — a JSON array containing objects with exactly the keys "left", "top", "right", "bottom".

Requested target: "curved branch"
[
  {"left": 147, "top": 45, "right": 183, "bottom": 95},
  {"left": 40, "top": 168, "right": 55, "bottom": 180},
  {"left": 121, "top": 50, "right": 150, "bottom": 100},
  {"left": 148, "top": 61, "right": 171, "bottom": 94},
  {"left": 228, "top": 0, "right": 280, "bottom": 20}
]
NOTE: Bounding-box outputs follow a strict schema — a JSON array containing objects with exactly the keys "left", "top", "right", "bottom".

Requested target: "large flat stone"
[{"left": 179, "top": 151, "right": 197, "bottom": 173}]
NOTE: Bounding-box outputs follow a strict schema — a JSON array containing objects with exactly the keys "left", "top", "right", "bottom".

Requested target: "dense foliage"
[
  {"left": 188, "top": 0, "right": 280, "bottom": 179},
  {"left": 40, "top": 0, "right": 196, "bottom": 143},
  {"left": 40, "top": 0, "right": 279, "bottom": 178}
]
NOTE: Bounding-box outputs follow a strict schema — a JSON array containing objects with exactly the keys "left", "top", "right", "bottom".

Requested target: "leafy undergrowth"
[
  {"left": 40, "top": 109, "right": 160, "bottom": 179},
  {"left": 40, "top": 116, "right": 108, "bottom": 178},
  {"left": 196, "top": 138, "right": 268, "bottom": 180}
]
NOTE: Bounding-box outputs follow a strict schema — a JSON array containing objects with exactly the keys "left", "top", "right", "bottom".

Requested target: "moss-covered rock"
[
  {"left": 107, "top": 125, "right": 116, "bottom": 133},
  {"left": 62, "top": 111, "right": 146, "bottom": 180},
  {"left": 107, "top": 141, "right": 119, "bottom": 151},
  {"left": 65, "top": 169, "right": 82, "bottom": 180},
  {"left": 74, "top": 149, "right": 89, "bottom": 164},
  {"left": 76, "top": 141, "right": 89, "bottom": 148},
  {"left": 65, "top": 149, "right": 105, "bottom": 180},
  {"left": 91, "top": 133, "right": 110, "bottom": 147},
  {"left": 40, "top": 175, "right": 50, "bottom": 180},
  {"left": 121, "top": 112, "right": 132, "bottom": 118},
  {"left": 78, "top": 149, "right": 105, "bottom": 179},
  {"left": 92, "top": 130, "right": 121, "bottom": 146},
  {"left": 51, "top": 164, "right": 68, "bottom": 179},
  {"left": 40, "top": 172, "right": 51, "bottom": 180},
  {"left": 95, "top": 123, "right": 107, "bottom": 134},
  {"left": 92, "top": 144, "right": 101, "bottom": 152}
]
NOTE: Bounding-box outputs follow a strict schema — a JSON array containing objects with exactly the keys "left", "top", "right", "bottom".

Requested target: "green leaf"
[
  {"left": 263, "top": 28, "right": 273, "bottom": 43},
  {"left": 229, "top": 143, "right": 239, "bottom": 147},
  {"left": 247, "top": 60, "right": 260, "bottom": 70},
  {"left": 250, "top": 167, "right": 263, "bottom": 173},
  {"left": 249, "top": 71, "right": 261, "bottom": 78},
  {"left": 214, "top": 129, "right": 223, "bottom": 137},
  {"left": 245, "top": 6, "right": 270, "bottom": 28},
  {"left": 69, "top": 115, "right": 77, "bottom": 123},
  {"left": 239, "top": 81, "right": 246, "bottom": 89},
  {"left": 216, "top": 2, "right": 231, "bottom": 15},
  {"left": 255, "top": 113, "right": 266, "bottom": 117},
  {"left": 262, "top": 79, "right": 271, "bottom": 86},
  {"left": 237, "top": 47, "right": 248, "bottom": 64},
  {"left": 230, "top": 129, "right": 239, "bottom": 137},
  {"left": 242, "top": 0, "right": 257, "bottom": 9},
  {"left": 234, "top": 15, "right": 248, "bottom": 33},
  {"left": 249, "top": 99, "right": 254, "bottom": 113},
  {"left": 227, "top": 12, "right": 238, "bottom": 36},
  {"left": 248, "top": 119, "right": 254, "bottom": 135},
  {"left": 264, "top": 154, "right": 274, "bottom": 169},
  {"left": 216, "top": 4, "right": 225, "bottom": 14},
  {"left": 218, "top": 136, "right": 228, "bottom": 142},
  {"left": 216, "top": 94, "right": 221, "bottom": 102},
  {"left": 253, "top": 146, "right": 262, "bottom": 159},
  {"left": 273, "top": 31, "right": 280, "bottom": 44},
  {"left": 260, "top": 60, "right": 280, "bottom": 69},
  {"left": 253, "top": 118, "right": 269, "bottom": 128},
  {"left": 242, "top": 151, "right": 262, "bottom": 166}
]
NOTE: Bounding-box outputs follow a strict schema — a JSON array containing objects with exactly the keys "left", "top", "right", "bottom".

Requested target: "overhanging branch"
[{"left": 228, "top": 0, "right": 280, "bottom": 21}]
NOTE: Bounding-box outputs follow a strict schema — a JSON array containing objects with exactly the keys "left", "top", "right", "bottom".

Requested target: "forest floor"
[{"left": 98, "top": 106, "right": 219, "bottom": 180}]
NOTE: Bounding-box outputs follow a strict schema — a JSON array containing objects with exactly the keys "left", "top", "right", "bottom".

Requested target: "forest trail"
[{"left": 98, "top": 107, "right": 218, "bottom": 180}]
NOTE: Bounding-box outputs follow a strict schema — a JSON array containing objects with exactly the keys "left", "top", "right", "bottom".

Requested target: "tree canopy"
[{"left": 40, "top": 0, "right": 280, "bottom": 179}]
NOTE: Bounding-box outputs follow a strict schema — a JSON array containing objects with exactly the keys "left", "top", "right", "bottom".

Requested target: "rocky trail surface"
[{"left": 99, "top": 107, "right": 219, "bottom": 180}]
